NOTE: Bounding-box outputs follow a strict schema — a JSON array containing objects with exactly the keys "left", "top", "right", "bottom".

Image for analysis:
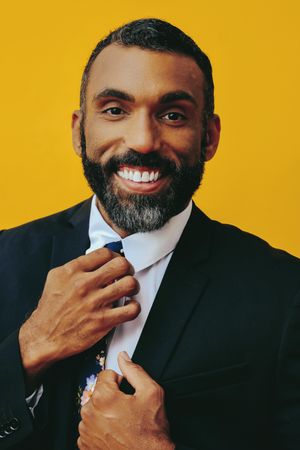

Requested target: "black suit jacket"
[{"left": 1, "top": 198, "right": 300, "bottom": 450}]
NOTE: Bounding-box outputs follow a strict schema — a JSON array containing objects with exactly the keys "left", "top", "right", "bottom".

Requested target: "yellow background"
[{"left": 1, "top": 0, "right": 299, "bottom": 256}]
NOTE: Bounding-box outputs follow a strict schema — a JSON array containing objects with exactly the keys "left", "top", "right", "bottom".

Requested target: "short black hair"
[{"left": 80, "top": 18, "right": 214, "bottom": 119}]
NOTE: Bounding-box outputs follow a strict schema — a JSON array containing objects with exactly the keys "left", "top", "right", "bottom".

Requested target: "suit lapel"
[
  {"left": 50, "top": 198, "right": 91, "bottom": 269},
  {"left": 122, "top": 206, "right": 212, "bottom": 391}
]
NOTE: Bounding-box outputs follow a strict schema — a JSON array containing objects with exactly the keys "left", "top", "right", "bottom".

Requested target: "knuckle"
[
  {"left": 100, "top": 369, "right": 115, "bottom": 381},
  {"left": 129, "top": 361, "right": 142, "bottom": 371},
  {"left": 157, "top": 384, "right": 165, "bottom": 398},
  {"left": 97, "top": 247, "right": 113, "bottom": 259},
  {"left": 77, "top": 437, "right": 85, "bottom": 449},
  {"left": 97, "top": 369, "right": 115, "bottom": 386},
  {"left": 80, "top": 404, "right": 90, "bottom": 421},
  {"left": 115, "top": 256, "right": 131, "bottom": 273},
  {"left": 102, "top": 368, "right": 115, "bottom": 377},
  {"left": 91, "top": 387, "right": 102, "bottom": 405},
  {"left": 47, "top": 267, "right": 58, "bottom": 280},
  {"left": 73, "top": 277, "right": 88, "bottom": 296},
  {"left": 148, "top": 381, "right": 163, "bottom": 397},
  {"left": 76, "top": 254, "right": 89, "bottom": 268},
  {"left": 64, "top": 259, "right": 79, "bottom": 274},
  {"left": 96, "top": 307, "right": 107, "bottom": 325},
  {"left": 78, "top": 420, "right": 85, "bottom": 433}
]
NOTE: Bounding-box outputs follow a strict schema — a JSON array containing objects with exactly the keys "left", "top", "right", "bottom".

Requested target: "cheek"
[
  {"left": 84, "top": 121, "right": 122, "bottom": 161},
  {"left": 164, "top": 130, "right": 202, "bottom": 165}
]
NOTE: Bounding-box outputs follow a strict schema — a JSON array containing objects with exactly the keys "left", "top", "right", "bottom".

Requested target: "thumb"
[{"left": 118, "top": 351, "right": 154, "bottom": 394}]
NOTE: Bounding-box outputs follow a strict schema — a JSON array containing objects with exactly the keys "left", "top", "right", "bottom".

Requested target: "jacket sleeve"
[
  {"left": 274, "top": 288, "right": 300, "bottom": 449},
  {"left": 0, "top": 329, "right": 46, "bottom": 449}
]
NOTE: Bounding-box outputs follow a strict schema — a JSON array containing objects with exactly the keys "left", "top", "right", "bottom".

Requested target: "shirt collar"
[{"left": 88, "top": 195, "right": 192, "bottom": 272}]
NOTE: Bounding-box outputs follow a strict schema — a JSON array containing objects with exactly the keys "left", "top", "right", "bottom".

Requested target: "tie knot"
[{"left": 104, "top": 241, "right": 124, "bottom": 255}]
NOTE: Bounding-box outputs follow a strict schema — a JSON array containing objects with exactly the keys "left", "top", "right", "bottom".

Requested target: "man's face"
[{"left": 73, "top": 44, "right": 219, "bottom": 234}]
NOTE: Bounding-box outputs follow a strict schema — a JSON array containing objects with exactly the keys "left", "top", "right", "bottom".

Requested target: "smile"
[{"left": 117, "top": 165, "right": 161, "bottom": 183}]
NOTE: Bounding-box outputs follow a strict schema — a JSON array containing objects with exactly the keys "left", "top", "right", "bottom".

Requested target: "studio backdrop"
[{"left": 1, "top": 0, "right": 299, "bottom": 256}]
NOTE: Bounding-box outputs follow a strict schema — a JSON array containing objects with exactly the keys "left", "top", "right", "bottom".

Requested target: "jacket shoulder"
[
  {"left": 212, "top": 217, "right": 299, "bottom": 264},
  {"left": 0, "top": 198, "right": 91, "bottom": 247},
  {"left": 190, "top": 206, "right": 300, "bottom": 276}
]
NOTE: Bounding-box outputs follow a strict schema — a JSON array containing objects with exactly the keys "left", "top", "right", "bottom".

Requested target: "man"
[{"left": 0, "top": 18, "right": 300, "bottom": 450}]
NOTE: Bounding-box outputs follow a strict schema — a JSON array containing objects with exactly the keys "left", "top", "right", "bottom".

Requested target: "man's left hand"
[{"left": 77, "top": 352, "right": 175, "bottom": 450}]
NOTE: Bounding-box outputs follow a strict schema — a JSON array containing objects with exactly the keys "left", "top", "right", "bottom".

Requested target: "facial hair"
[{"left": 80, "top": 124, "right": 206, "bottom": 234}]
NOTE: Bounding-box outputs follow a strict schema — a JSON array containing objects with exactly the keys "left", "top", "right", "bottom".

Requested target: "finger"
[
  {"left": 96, "top": 369, "right": 123, "bottom": 389},
  {"left": 77, "top": 437, "right": 85, "bottom": 450},
  {"left": 70, "top": 247, "right": 120, "bottom": 272},
  {"left": 92, "top": 371, "right": 124, "bottom": 409},
  {"left": 96, "top": 300, "right": 141, "bottom": 328},
  {"left": 86, "top": 256, "right": 135, "bottom": 289},
  {"left": 95, "top": 275, "right": 140, "bottom": 307},
  {"left": 117, "top": 351, "right": 157, "bottom": 395}
]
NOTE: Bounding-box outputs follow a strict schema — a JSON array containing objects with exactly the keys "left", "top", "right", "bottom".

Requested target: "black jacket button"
[
  {"left": 9, "top": 418, "right": 20, "bottom": 431},
  {"left": 4, "top": 423, "right": 12, "bottom": 435},
  {"left": 0, "top": 425, "right": 6, "bottom": 438}
]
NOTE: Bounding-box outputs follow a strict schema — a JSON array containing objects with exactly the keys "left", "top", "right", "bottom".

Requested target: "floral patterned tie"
[{"left": 76, "top": 241, "right": 124, "bottom": 412}]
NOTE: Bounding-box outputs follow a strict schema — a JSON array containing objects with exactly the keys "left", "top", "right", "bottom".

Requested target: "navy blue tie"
[
  {"left": 76, "top": 241, "right": 123, "bottom": 412},
  {"left": 105, "top": 240, "right": 123, "bottom": 254}
]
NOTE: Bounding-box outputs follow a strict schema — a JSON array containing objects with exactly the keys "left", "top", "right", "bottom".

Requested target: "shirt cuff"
[{"left": 25, "top": 384, "right": 44, "bottom": 417}]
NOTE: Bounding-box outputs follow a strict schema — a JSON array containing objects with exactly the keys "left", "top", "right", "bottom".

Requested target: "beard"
[{"left": 80, "top": 125, "right": 206, "bottom": 234}]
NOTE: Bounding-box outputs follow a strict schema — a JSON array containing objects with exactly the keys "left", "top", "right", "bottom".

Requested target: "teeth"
[
  {"left": 133, "top": 171, "right": 142, "bottom": 182},
  {"left": 142, "top": 172, "right": 150, "bottom": 182},
  {"left": 117, "top": 167, "right": 161, "bottom": 183}
]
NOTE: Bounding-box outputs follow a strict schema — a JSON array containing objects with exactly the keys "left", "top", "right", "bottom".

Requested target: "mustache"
[{"left": 103, "top": 150, "right": 179, "bottom": 175}]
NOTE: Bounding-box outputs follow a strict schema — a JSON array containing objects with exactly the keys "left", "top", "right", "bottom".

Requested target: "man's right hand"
[{"left": 18, "top": 248, "right": 140, "bottom": 384}]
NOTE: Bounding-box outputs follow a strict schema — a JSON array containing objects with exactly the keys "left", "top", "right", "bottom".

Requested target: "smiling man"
[
  {"left": 1, "top": 18, "right": 300, "bottom": 450},
  {"left": 75, "top": 43, "right": 219, "bottom": 236}
]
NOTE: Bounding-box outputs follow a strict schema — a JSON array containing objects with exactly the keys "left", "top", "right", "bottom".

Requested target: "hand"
[
  {"left": 78, "top": 352, "right": 175, "bottom": 450},
  {"left": 19, "top": 248, "right": 140, "bottom": 383}
]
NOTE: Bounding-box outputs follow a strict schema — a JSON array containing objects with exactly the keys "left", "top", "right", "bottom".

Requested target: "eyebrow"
[
  {"left": 93, "top": 88, "right": 197, "bottom": 106},
  {"left": 93, "top": 89, "right": 134, "bottom": 103},
  {"left": 160, "top": 91, "right": 197, "bottom": 106}
]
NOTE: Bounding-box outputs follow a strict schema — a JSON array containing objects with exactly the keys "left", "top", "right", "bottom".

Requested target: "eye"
[
  {"left": 102, "top": 107, "right": 125, "bottom": 116},
  {"left": 161, "top": 112, "right": 187, "bottom": 123}
]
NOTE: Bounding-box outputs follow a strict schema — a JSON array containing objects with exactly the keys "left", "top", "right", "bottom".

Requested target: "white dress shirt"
[{"left": 87, "top": 195, "right": 192, "bottom": 374}]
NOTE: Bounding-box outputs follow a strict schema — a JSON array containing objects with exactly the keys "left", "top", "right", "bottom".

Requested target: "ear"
[
  {"left": 71, "top": 109, "right": 83, "bottom": 157},
  {"left": 204, "top": 114, "right": 221, "bottom": 161}
]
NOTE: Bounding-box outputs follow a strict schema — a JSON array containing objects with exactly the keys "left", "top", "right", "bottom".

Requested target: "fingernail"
[{"left": 119, "top": 351, "right": 131, "bottom": 361}]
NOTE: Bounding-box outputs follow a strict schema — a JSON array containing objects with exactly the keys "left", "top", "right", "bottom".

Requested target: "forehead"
[{"left": 86, "top": 44, "right": 205, "bottom": 106}]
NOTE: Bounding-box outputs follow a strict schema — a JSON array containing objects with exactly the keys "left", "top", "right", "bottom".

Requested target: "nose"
[{"left": 124, "top": 111, "right": 159, "bottom": 153}]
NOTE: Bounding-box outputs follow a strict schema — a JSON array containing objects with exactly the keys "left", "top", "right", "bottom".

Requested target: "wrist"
[{"left": 19, "top": 315, "right": 55, "bottom": 379}]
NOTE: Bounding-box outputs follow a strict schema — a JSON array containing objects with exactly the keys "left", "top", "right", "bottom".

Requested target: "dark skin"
[
  {"left": 19, "top": 249, "right": 140, "bottom": 385},
  {"left": 20, "top": 43, "right": 220, "bottom": 449},
  {"left": 78, "top": 352, "right": 175, "bottom": 450},
  {"left": 72, "top": 44, "right": 220, "bottom": 239}
]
